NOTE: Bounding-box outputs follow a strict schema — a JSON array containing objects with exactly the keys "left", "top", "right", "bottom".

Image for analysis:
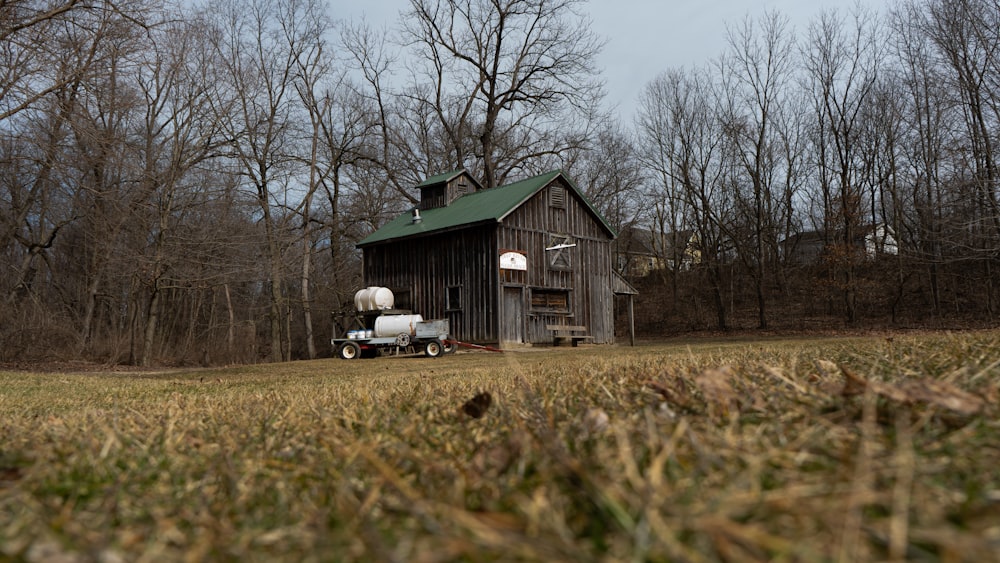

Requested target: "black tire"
[
  {"left": 424, "top": 339, "right": 444, "bottom": 358},
  {"left": 442, "top": 339, "right": 457, "bottom": 354},
  {"left": 338, "top": 341, "right": 361, "bottom": 360}
]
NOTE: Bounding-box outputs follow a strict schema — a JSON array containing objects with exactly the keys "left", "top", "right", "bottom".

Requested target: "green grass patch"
[{"left": 2, "top": 333, "right": 999, "bottom": 561}]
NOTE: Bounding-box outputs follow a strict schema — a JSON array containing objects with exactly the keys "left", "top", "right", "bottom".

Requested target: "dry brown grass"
[{"left": 2, "top": 332, "right": 1000, "bottom": 561}]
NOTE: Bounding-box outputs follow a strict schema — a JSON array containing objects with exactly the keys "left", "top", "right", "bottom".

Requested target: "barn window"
[
  {"left": 547, "top": 234, "right": 573, "bottom": 270},
  {"left": 446, "top": 285, "right": 462, "bottom": 311},
  {"left": 549, "top": 185, "right": 566, "bottom": 208},
  {"left": 531, "top": 288, "right": 569, "bottom": 312},
  {"left": 393, "top": 289, "right": 412, "bottom": 310}
]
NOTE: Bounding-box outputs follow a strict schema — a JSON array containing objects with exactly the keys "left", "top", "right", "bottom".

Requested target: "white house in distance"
[{"left": 864, "top": 223, "right": 898, "bottom": 257}]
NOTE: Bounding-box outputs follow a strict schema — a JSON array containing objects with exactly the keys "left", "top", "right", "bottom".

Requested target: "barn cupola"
[{"left": 416, "top": 169, "right": 483, "bottom": 210}]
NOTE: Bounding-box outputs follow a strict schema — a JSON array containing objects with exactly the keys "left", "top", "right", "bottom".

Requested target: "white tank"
[
  {"left": 354, "top": 286, "right": 394, "bottom": 311},
  {"left": 374, "top": 314, "right": 424, "bottom": 337}
]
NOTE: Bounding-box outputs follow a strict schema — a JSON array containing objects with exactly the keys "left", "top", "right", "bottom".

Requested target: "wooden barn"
[{"left": 357, "top": 169, "right": 633, "bottom": 348}]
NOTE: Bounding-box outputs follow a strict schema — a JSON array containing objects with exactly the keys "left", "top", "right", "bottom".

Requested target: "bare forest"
[{"left": 2, "top": 0, "right": 998, "bottom": 366}]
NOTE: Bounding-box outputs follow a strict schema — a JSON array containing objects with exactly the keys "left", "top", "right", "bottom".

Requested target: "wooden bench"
[{"left": 546, "top": 324, "right": 594, "bottom": 347}]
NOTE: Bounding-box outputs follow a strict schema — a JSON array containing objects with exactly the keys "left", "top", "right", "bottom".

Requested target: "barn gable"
[
  {"left": 358, "top": 170, "right": 615, "bottom": 247},
  {"left": 357, "top": 170, "right": 622, "bottom": 347}
]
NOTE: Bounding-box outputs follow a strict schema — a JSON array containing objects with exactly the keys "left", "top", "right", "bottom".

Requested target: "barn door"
[{"left": 501, "top": 286, "right": 524, "bottom": 346}]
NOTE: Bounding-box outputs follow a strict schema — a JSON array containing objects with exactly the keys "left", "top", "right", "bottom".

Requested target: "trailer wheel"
[
  {"left": 424, "top": 339, "right": 444, "bottom": 358},
  {"left": 442, "top": 339, "right": 457, "bottom": 354},
  {"left": 338, "top": 341, "right": 361, "bottom": 360}
]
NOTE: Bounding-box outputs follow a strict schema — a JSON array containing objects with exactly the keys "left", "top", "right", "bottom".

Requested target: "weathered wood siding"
[
  {"left": 496, "top": 178, "right": 614, "bottom": 345},
  {"left": 419, "top": 173, "right": 476, "bottom": 210},
  {"left": 362, "top": 224, "right": 500, "bottom": 343}
]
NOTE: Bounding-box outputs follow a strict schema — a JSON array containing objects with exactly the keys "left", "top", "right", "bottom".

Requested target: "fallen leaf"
[{"left": 462, "top": 391, "right": 492, "bottom": 419}]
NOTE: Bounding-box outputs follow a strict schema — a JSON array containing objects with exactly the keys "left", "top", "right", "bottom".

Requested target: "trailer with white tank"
[{"left": 331, "top": 287, "right": 455, "bottom": 359}]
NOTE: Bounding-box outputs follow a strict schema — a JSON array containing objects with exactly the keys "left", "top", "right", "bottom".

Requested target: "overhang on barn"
[{"left": 357, "top": 169, "right": 633, "bottom": 347}]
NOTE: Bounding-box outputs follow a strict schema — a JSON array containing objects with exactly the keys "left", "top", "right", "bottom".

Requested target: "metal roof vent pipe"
[{"left": 411, "top": 208, "right": 422, "bottom": 224}]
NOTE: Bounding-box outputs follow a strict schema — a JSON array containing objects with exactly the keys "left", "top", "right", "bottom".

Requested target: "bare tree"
[
  {"left": 0, "top": 0, "right": 92, "bottom": 122},
  {"left": 279, "top": 0, "right": 332, "bottom": 360},
  {"left": 891, "top": 1, "right": 960, "bottom": 317},
  {"left": 802, "top": 7, "right": 884, "bottom": 324},
  {"left": 559, "top": 121, "right": 644, "bottom": 234},
  {"left": 64, "top": 2, "right": 170, "bottom": 352},
  {"left": 772, "top": 87, "right": 811, "bottom": 293},
  {"left": 717, "top": 11, "right": 797, "bottom": 328},
  {"left": 206, "top": 0, "right": 302, "bottom": 362},
  {"left": 402, "top": 0, "right": 605, "bottom": 188},
  {"left": 341, "top": 21, "right": 430, "bottom": 207},
  {"left": 1, "top": 0, "right": 113, "bottom": 307},
  {"left": 636, "top": 71, "right": 694, "bottom": 298},
  {"left": 920, "top": 0, "right": 1000, "bottom": 316},
  {"left": 285, "top": 0, "right": 383, "bottom": 358},
  {"left": 858, "top": 75, "right": 912, "bottom": 322},
  {"left": 134, "top": 15, "right": 226, "bottom": 366},
  {"left": 637, "top": 68, "right": 731, "bottom": 330}
]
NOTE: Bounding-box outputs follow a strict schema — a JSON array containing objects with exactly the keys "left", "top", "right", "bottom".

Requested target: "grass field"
[{"left": 2, "top": 332, "right": 1000, "bottom": 561}]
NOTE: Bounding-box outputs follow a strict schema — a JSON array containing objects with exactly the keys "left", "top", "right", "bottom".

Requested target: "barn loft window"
[
  {"left": 547, "top": 234, "right": 573, "bottom": 270},
  {"left": 531, "top": 288, "right": 569, "bottom": 312},
  {"left": 549, "top": 185, "right": 566, "bottom": 208},
  {"left": 446, "top": 285, "right": 462, "bottom": 311}
]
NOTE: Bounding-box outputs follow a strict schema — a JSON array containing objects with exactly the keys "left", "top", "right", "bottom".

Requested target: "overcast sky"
[{"left": 327, "top": 0, "right": 883, "bottom": 117}]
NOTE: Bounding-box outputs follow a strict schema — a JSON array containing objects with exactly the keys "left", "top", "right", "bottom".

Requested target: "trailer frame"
[{"left": 331, "top": 309, "right": 455, "bottom": 359}]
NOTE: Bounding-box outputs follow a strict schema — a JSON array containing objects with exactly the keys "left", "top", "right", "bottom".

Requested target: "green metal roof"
[
  {"left": 357, "top": 170, "right": 615, "bottom": 247},
  {"left": 414, "top": 169, "right": 466, "bottom": 188}
]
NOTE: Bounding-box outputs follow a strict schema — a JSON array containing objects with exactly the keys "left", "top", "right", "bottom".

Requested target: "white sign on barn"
[{"left": 499, "top": 251, "right": 527, "bottom": 271}]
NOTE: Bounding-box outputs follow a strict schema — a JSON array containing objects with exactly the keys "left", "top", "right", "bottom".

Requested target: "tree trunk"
[
  {"left": 845, "top": 267, "right": 858, "bottom": 324},
  {"left": 710, "top": 264, "right": 727, "bottom": 330},
  {"left": 301, "top": 235, "right": 316, "bottom": 360},
  {"left": 223, "top": 283, "right": 235, "bottom": 360},
  {"left": 756, "top": 278, "right": 768, "bottom": 329},
  {"left": 285, "top": 303, "right": 292, "bottom": 361},
  {"left": 81, "top": 273, "right": 101, "bottom": 349},
  {"left": 269, "top": 273, "right": 283, "bottom": 363},
  {"left": 261, "top": 193, "right": 284, "bottom": 363},
  {"left": 141, "top": 282, "right": 161, "bottom": 367}
]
